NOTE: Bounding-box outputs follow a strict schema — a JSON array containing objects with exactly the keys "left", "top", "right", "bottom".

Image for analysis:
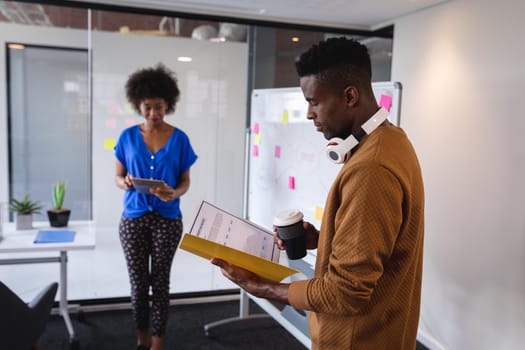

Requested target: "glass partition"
[
  {"left": 7, "top": 44, "right": 90, "bottom": 221},
  {"left": 250, "top": 26, "right": 392, "bottom": 89},
  {"left": 0, "top": 0, "right": 392, "bottom": 301},
  {"left": 87, "top": 8, "right": 250, "bottom": 298},
  {"left": 0, "top": 1, "right": 91, "bottom": 301}
]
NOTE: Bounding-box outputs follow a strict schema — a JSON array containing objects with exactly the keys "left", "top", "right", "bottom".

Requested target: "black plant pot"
[{"left": 47, "top": 209, "right": 71, "bottom": 227}]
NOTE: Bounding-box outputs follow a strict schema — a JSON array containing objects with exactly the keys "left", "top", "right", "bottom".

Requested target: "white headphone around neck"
[{"left": 326, "top": 107, "right": 390, "bottom": 164}]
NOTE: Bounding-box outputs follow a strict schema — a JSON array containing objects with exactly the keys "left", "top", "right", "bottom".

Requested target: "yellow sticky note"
[
  {"left": 179, "top": 234, "right": 298, "bottom": 282},
  {"left": 315, "top": 206, "right": 324, "bottom": 221},
  {"left": 254, "top": 133, "right": 262, "bottom": 145},
  {"left": 104, "top": 138, "right": 116, "bottom": 150},
  {"left": 282, "top": 110, "right": 289, "bottom": 125}
]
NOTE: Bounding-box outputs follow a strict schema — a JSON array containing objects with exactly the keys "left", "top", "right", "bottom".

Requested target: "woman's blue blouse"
[{"left": 115, "top": 125, "right": 197, "bottom": 219}]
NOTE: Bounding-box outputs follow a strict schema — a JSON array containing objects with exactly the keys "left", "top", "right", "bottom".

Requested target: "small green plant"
[
  {"left": 9, "top": 193, "right": 43, "bottom": 215},
  {"left": 52, "top": 182, "right": 66, "bottom": 210}
]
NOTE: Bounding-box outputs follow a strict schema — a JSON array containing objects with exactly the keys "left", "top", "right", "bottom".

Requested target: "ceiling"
[{"left": 72, "top": 0, "right": 449, "bottom": 30}]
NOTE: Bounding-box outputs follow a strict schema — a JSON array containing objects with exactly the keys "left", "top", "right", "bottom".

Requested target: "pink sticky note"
[
  {"left": 252, "top": 145, "right": 259, "bottom": 157},
  {"left": 379, "top": 94, "right": 392, "bottom": 112},
  {"left": 274, "top": 145, "right": 281, "bottom": 158},
  {"left": 288, "top": 176, "right": 295, "bottom": 189},
  {"left": 124, "top": 117, "right": 136, "bottom": 127},
  {"left": 253, "top": 122, "right": 260, "bottom": 134},
  {"left": 105, "top": 118, "right": 117, "bottom": 129},
  {"left": 108, "top": 103, "right": 122, "bottom": 115}
]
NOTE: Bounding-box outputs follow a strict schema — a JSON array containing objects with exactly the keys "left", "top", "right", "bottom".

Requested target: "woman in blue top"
[{"left": 114, "top": 64, "right": 197, "bottom": 350}]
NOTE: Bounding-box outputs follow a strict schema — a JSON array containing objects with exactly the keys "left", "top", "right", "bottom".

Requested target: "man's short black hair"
[
  {"left": 125, "top": 63, "right": 180, "bottom": 114},
  {"left": 295, "top": 37, "right": 372, "bottom": 92}
]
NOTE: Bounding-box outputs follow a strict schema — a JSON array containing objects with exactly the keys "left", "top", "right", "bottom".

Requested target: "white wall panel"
[{"left": 391, "top": 1, "right": 525, "bottom": 348}]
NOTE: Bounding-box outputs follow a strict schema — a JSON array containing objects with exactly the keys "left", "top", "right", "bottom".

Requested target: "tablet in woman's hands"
[{"left": 132, "top": 178, "right": 165, "bottom": 194}]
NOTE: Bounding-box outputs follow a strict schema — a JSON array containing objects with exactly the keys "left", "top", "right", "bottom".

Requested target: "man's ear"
[{"left": 344, "top": 86, "right": 359, "bottom": 107}]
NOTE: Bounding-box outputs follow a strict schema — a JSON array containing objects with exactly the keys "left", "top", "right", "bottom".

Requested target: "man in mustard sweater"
[{"left": 212, "top": 37, "right": 424, "bottom": 350}]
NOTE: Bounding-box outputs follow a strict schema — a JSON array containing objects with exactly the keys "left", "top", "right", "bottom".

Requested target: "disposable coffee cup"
[{"left": 273, "top": 209, "right": 306, "bottom": 260}]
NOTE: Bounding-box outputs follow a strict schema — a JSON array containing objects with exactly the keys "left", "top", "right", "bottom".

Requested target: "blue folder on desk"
[{"left": 34, "top": 230, "right": 76, "bottom": 244}]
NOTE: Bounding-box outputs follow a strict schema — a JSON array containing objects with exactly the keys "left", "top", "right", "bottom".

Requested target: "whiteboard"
[
  {"left": 247, "top": 82, "right": 402, "bottom": 235},
  {"left": 243, "top": 82, "right": 402, "bottom": 343}
]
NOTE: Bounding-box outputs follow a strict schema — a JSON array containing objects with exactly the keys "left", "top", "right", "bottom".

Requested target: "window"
[{"left": 7, "top": 44, "right": 91, "bottom": 220}]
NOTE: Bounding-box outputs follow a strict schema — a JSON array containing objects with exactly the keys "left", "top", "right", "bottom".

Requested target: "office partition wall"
[{"left": 0, "top": 20, "right": 248, "bottom": 300}]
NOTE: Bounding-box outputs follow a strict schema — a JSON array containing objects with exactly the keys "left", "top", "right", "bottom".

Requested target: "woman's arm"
[{"left": 115, "top": 160, "right": 134, "bottom": 190}]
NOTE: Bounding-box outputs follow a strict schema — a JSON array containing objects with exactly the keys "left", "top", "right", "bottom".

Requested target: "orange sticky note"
[
  {"left": 104, "top": 138, "right": 116, "bottom": 150},
  {"left": 315, "top": 206, "right": 323, "bottom": 221}
]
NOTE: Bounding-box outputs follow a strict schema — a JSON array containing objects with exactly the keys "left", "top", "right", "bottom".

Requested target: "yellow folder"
[{"left": 179, "top": 233, "right": 299, "bottom": 282}]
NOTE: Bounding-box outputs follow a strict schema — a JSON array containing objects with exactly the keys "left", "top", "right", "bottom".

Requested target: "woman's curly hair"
[{"left": 125, "top": 63, "right": 180, "bottom": 114}]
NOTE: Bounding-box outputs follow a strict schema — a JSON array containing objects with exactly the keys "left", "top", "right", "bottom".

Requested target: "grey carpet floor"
[{"left": 40, "top": 299, "right": 430, "bottom": 350}]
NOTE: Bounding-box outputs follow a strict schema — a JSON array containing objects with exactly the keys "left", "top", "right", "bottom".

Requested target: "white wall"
[
  {"left": 391, "top": 0, "right": 525, "bottom": 349},
  {"left": 0, "top": 22, "right": 247, "bottom": 299}
]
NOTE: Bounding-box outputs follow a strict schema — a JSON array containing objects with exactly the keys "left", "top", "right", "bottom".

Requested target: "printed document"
[{"left": 180, "top": 200, "right": 298, "bottom": 282}]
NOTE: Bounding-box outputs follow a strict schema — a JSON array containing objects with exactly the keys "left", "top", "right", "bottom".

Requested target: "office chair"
[{"left": 0, "top": 281, "right": 59, "bottom": 350}]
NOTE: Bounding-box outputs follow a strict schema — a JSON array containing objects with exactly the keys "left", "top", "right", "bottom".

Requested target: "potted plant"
[
  {"left": 47, "top": 182, "right": 71, "bottom": 227},
  {"left": 9, "top": 193, "right": 43, "bottom": 230}
]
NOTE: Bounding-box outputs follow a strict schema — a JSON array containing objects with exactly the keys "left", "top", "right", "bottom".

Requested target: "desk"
[{"left": 0, "top": 221, "right": 96, "bottom": 343}]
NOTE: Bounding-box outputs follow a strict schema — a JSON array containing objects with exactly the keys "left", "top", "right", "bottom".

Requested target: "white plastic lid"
[{"left": 273, "top": 209, "right": 304, "bottom": 226}]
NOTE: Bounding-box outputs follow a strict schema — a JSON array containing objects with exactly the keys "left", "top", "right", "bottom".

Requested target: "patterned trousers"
[{"left": 119, "top": 211, "right": 182, "bottom": 336}]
